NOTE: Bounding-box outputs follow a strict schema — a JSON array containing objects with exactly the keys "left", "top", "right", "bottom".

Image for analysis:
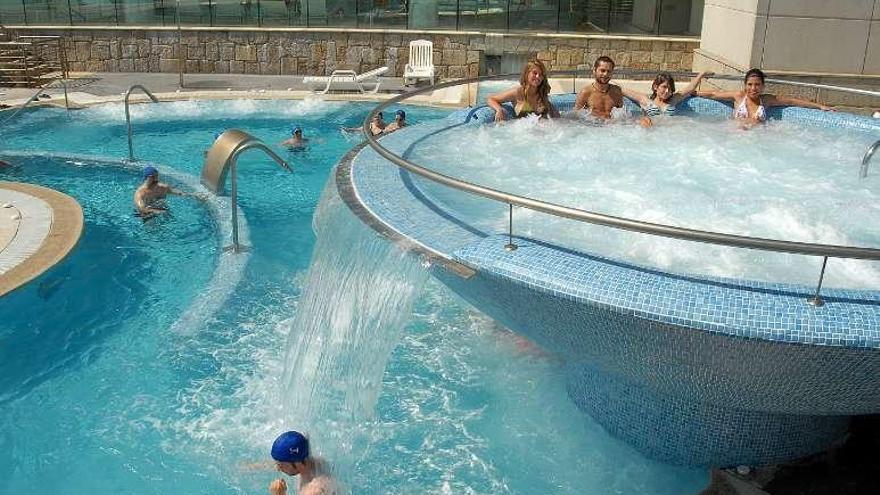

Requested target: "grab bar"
[
  {"left": 124, "top": 84, "right": 159, "bottom": 161},
  {"left": 200, "top": 129, "right": 292, "bottom": 253},
  {"left": 860, "top": 140, "right": 880, "bottom": 178},
  {"left": 0, "top": 79, "right": 69, "bottom": 126}
]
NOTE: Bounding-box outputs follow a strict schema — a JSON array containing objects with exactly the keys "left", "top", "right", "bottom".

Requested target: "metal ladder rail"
[
  {"left": 124, "top": 84, "right": 160, "bottom": 161},
  {"left": 0, "top": 79, "right": 70, "bottom": 126},
  {"left": 860, "top": 139, "right": 880, "bottom": 178},
  {"left": 200, "top": 129, "right": 292, "bottom": 253}
]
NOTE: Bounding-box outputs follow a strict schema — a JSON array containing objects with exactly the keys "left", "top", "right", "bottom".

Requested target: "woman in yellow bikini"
[{"left": 487, "top": 59, "right": 560, "bottom": 122}]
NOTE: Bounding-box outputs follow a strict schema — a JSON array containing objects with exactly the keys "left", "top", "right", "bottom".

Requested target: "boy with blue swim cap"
[
  {"left": 133, "top": 166, "right": 205, "bottom": 219},
  {"left": 269, "top": 430, "right": 337, "bottom": 495},
  {"left": 281, "top": 125, "right": 308, "bottom": 149}
]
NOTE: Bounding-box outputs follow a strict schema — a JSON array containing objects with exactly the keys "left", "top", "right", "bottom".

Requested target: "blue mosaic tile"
[{"left": 346, "top": 99, "right": 880, "bottom": 466}]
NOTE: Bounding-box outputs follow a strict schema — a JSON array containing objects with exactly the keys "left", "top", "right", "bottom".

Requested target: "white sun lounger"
[{"left": 302, "top": 66, "right": 389, "bottom": 94}]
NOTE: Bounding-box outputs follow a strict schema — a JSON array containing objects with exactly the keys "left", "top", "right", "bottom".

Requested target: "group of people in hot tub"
[{"left": 487, "top": 55, "right": 834, "bottom": 129}]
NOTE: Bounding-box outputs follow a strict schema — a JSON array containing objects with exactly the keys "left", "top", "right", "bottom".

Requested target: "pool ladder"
[
  {"left": 860, "top": 139, "right": 880, "bottom": 178},
  {"left": 201, "top": 129, "right": 292, "bottom": 253}
]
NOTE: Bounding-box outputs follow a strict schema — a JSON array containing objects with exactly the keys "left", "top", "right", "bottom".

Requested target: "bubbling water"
[{"left": 408, "top": 115, "right": 880, "bottom": 288}]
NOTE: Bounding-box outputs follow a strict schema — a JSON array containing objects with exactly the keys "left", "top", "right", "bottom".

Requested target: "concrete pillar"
[{"left": 694, "top": 0, "right": 880, "bottom": 77}]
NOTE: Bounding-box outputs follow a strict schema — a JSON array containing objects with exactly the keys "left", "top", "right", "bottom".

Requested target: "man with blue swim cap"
[
  {"left": 281, "top": 125, "right": 308, "bottom": 149},
  {"left": 269, "top": 430, "right": 337, "bottom": 495},
  {"left": 133, "top": 166, "right": 203, "bottom": 219}
]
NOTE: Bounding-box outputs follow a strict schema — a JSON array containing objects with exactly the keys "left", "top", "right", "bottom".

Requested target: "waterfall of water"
[{"left": 279, "top": 177, "right": 429, "bottom": 484}]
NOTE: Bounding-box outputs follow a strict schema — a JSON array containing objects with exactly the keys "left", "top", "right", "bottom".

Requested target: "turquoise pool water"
[{"left": 0, "top": 99, "right": 707, "bottom": 494}]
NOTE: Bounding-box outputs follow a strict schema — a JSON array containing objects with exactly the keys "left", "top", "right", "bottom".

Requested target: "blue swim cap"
[
  {"left": 143, "top": 166, "right": 158, "bottom": 178},
  {"left": 271, "top": 431, "right": 309, "bottom": 463},
  {"left": 395, "top": 109, "right": 406, "bottom": 119},
  {"left": 291, "top": 126, "right": 302, "bottom": 135}
]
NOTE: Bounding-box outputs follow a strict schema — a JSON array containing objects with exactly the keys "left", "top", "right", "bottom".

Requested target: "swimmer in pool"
[
  {"left": 382, "top": 109, "right": 409, "bottom": 133},
  {"left": 133, "top": 166, "right": 201, "bottom": 219},
  {"left": 698, "top": 68, "right": 833, "bottom": 128},
  {"left": 486, "top": 59, "right": 560, "bottom": 122},
  {"left": 574, "top": 56, "right": 624, "bottom": 120},
  {"left": 269, "top": 431, "right": 338, "bottom": 495},
  {"left": 342, "top": 112, "right": 386, "bottom": 136},
  {"left": 281, "top": 126, "right": 309, "bottom": 149},
  {"left": 621, "top": 71, "right": 711, "bottom": 128}
]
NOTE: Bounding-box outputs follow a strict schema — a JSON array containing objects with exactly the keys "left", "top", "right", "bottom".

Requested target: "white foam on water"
[
  {"left": 411, "top": 116, "right": 880, "bottom": 288},
  {"left": 83, "top": 98, "right": 345, "bottom": 122}
]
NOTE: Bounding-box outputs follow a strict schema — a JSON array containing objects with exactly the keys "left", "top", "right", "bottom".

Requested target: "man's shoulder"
[{"left": 301, "top": 475, "right": 337, "bottom": 495}]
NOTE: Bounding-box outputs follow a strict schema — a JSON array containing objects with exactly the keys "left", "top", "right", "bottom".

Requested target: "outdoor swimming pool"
[{"left": 0, "top": 99, "right": 708, "bottom": 494}]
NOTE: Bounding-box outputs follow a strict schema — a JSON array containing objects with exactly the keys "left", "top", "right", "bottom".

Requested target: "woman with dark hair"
[
  {"left": 487, "top": 59, "right": 560, "bottom": 122},
  {"left": 699, "top": 68, "right": 833, "bottom": 127},
  {"left": 622, "top": 71, "right": 710, "bottom": 127}
]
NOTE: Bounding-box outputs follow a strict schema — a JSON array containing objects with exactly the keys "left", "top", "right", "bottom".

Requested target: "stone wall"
[{"left": 9, "top": 27, "right": 698, "bottom": 78}]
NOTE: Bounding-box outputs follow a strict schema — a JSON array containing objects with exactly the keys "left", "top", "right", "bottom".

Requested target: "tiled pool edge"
[
  {"left": 339, "top": 106, "right": 880, "bottom": 466},
  {"left": 0, "top": 181, "right": 84, "bottom": 297}
]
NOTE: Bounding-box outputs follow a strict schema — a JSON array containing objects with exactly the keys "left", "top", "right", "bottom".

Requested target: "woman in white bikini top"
[{"left": 698, "top": 68, "right": 833, "bottom": 126}]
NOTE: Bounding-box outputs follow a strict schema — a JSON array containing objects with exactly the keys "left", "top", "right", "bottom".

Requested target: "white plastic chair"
[
  {"left": 302, "top": 66, "right": 388, "bottom": 94},
  {"left": 404, "top": 39, "right": 435, "bottom": 86}
]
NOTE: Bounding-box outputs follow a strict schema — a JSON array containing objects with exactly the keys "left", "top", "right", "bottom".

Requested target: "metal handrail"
[
  {"left": 0, "top": 78, "right": 68, "bottom": 126},
  {"left": 200, "top": 129, "right": 292, "bottom": 253},
  {"left": 861, "top": 140, "right": 880, "bottom": 178},
  {"left": 124, "top": 84, "right": 159, "bottom": 161},
  {"left": 362, "top": 72, "right": 880, "bottom": 305}
]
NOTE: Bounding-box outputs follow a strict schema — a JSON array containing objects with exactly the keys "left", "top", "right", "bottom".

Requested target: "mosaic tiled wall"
[{"left": 340, "top": 98, "right": 880, "bottom": 466}]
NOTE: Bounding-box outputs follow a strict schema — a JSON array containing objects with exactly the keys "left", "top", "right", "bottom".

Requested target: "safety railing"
[
  {"left": 124, "top": 84, "right": 160, "bottom": 161},
  {"left": 0, "top": 0, "right": 701, "bottom": 37},
  {"left": 0, "top": 78, "right": 70, "bottom": 126},
  {"left": 363, "top": 71, "right": 880, "bottom": 306},
  {"left": 200, "top": 129, "right": 292, "bottom": 253},
  {"left": 861, "top": 140, "right": 880, "bottom": 178}
]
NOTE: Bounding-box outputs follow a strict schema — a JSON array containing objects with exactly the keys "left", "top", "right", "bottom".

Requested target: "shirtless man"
[
  {"left": 269, "top": 431, "right": 337, "bottom": 495},
  {"left": 574, "top": 56, "right": 623, "bottom": 119},
  {"left": 382, "top": 109, "right": 407, "bottom": 133},
  {"left": 133, "top": 166, "right": 195, "bottom": 218},
  {"left": 281, "top": 126, "right": 308, "bottom": 149}
]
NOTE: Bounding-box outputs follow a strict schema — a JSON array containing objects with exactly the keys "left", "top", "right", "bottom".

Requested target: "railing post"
[
  {"left": 125, "top": 85, "right": 160, "bottom": 161},
  {"left": 177, "top": 0, "right": 184, "bottom": 88},
  {"left": 807, "top": 256, "right": 828, "bottom": 307},
  {"left": 62, "top": 79, "right": 69, "bottom": 112},
  {"left": 504, "top": 203, "right": 518, "bottom": 251}
]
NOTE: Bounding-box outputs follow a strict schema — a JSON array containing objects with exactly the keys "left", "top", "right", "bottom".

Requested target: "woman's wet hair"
[
  {"left": 519, "top": 59, "right": 552, "bottom": 115},
  {"left": 649, "top": 73, "right": 676, "bottom": 100},
  {"left": 744, "top": 68, "right": 766, "bottom": 84}
]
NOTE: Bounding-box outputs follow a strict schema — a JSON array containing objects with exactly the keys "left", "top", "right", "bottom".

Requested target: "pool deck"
[
  {"left": 0, "top": 181, "right": 84, "bottom": 297},
  {"left": 0, "top": 71, "right": 657, "bottom": 110},
  {"left": 0, "top": 71, "right": 480, "bottom": 109}
]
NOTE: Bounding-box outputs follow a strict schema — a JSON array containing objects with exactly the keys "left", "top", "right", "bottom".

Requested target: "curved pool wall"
[
  {"left": 0, "top": 150, "right": 250, "bottom": 337},
  {"left": 339, "top": 95, "right": 880, "bottom": 467}
]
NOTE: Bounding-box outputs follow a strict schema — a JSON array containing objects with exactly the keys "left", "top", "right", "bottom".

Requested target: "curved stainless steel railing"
[
  {"left": 0, "top": 78, "right": 70, "bottom": 126},
  {"left": 124, "top": 84, "right": 159, "bottom": 161},
  {"left": 362, "top": 71, "right": 880, "bottom": 306},
  {"left": 861, "top": 139, "right": 880, "bottom": 178}
]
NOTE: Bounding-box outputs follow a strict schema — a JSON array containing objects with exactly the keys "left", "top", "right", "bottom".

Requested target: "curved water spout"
[{"left": 201, "top": 129, "right": 292, "bottom": 252}]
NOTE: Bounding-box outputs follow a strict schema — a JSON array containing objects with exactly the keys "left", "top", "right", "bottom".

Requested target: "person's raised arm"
[
  {"left": 696, "top": 89, "right": 739, "bottom": 102},
  {"left": 486, "top": 87, "right": 520, "bottom": 122},
  {"left": 765, "top": 94, "right": 834, "bottom": 111},
  {"left": 620, "top": 86, "right": 649, "bottom": 108},
  {"left": 678, "top": 71, "right": 712, "bottom": 98}
]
